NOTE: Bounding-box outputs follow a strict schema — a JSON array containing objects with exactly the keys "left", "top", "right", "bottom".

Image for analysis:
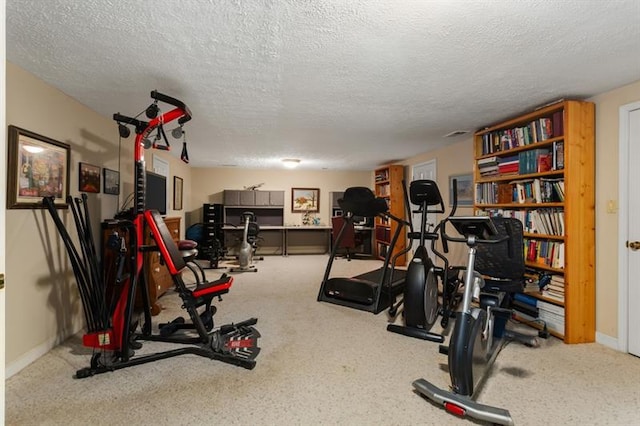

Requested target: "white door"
[
  {"left": 619, "top": 101, "right": 640, "bottom": 357},
  {"left": 622, "top": 103, "right": 640, "bottom": 357},
  {"left": 411, "top": 160, "right": 437, "bottom": 258}
]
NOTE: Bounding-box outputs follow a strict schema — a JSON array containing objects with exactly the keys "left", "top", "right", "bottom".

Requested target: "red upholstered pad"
[
  {"left": 192, "top": 274, "right": 233, "bottom": 298},
  {"left": 178, "top": 239, "right": 198, "bottom": 250}
]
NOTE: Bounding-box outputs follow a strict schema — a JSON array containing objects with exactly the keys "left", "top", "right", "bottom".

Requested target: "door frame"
[{"left": 617, "top": 100, "right": 640, "bottom": 352}]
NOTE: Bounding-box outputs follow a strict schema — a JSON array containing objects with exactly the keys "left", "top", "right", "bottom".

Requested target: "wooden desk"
[
  {"left": 284, "top": 226, "right": 332, "bottom": 255},
  {"left": 223, "top": 225, "right": 334, "bottom": 256}
]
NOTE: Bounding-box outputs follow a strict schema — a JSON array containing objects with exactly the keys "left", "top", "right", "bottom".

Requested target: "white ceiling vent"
[{"left": 444, "top": 130, "right": 470, "bottom": 138}]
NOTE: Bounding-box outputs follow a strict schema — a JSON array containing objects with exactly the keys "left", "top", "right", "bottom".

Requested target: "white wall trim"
[
  {"left": 617, "top": 101, "right": 640, "bottom": 353},
  {"left": 6, "top": 334, "right": 67, "bottom": 378},
  {"left": 596, "top": 331, "right": 619, "bottom": 350}
]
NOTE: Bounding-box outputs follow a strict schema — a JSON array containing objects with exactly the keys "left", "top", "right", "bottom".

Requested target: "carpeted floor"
[{"left": 6, "top": 255, "right": 640, "bottom": 425}]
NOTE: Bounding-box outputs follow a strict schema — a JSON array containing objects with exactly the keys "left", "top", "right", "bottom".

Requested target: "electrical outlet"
[{"left": 606, "top": 200, "right": 618, "bottom": 214}]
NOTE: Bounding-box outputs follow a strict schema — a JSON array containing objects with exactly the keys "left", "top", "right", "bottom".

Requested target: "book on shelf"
[
  {"left": 524, "top": 239, "right": 564, "bottom": 269},
  {"left": 537, "top": 301, "right": 565, "bottom": 334},
  {"left": 542, "top": 289, "right": 565, "bottom": 303},
  {"left": 553, "top": 140, "right": 565, "bottom": 170},
  {"left": 512, "top": 300, "right": 539, "bottom": 318},
  {"left": 514, "top": 292, "right": 539, "bottom": 307},
  {"left": 537, "top": 153, "right": 553, "bottom": 173},
  {"left": 538, "top": 299, "right": 565, "bottom": 316}
]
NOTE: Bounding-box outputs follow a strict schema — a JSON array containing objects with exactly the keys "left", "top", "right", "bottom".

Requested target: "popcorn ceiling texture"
[{"left": 6, "top": 0, "right": 640, "bottom": 170}]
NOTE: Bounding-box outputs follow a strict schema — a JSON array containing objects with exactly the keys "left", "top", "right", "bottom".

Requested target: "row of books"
[
  {"left": 477, "top": 140, "right": 565, "bottom": 177},
  {"left": 513, "top": 291, "right": 565, "bottom": 334},
  {"left": 475, "top": 178, "right": 565, "bottom": 204},
  {"left": 480, "top": 208, "right": 564, "bottom": 236},
  {"left": 479, "top": 110, "right": 564, "bottom": 155},
  {"left": 375, "top": 171, "right": 389, "bottom": 182},
  {"left": 524, "top": 238, "right": 564, "bottom": 269}
]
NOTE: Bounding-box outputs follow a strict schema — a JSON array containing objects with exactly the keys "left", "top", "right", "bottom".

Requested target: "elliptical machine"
[
  {"left": 387, "top": 179, "right": 462, "bottom": 341},
  {"left": 231, "top": 211, "right": 260, "bottom": 273},
  {"left": 413, "top": 216, "right": 538, "bottom": 425}
]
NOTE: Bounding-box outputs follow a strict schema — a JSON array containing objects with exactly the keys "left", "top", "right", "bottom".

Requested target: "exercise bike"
[
  {"left": 387, "top": 179, "right": 462, "bottom": 341},
  {"left": 413, "top": 216, "right": 538, "bottom": 426},
  {"left": 230, "top": 211, "right": 260, "bottom": 273}
]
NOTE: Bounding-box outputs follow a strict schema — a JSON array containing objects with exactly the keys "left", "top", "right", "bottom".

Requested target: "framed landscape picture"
[
  {"left": 292, "top": 187, "right": 320, "bottom": 212},
  {"left": 449, "top": 173, "right": 474, "bottom": 206},
  {"left": 6, "top": 125, "right": 71, "bottom": 209}
]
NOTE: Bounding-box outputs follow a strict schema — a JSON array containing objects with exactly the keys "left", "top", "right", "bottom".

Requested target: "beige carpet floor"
[{"left": 6, "top": 255, "right": 640, "bottom": 425}]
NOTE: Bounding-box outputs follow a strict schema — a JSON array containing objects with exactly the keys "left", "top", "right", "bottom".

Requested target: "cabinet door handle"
[{"left": 154, "top": 267, "right": 160, "bottom": 273}]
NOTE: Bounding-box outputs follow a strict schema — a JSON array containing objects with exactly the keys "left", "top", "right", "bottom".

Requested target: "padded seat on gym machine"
[
  {"left": 178, "top": 239, "right": 199, "bottom": 262},
  {"left": 145, "top": 210, "right": 233, "bottom": 302},
  {"left": 191, "top": 274, "right": 232, "bottom": 299}
]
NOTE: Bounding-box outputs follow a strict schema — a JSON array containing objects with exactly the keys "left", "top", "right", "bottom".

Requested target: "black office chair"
[{"left": 332, "top": 216, "right": 356, "bottom": 261}]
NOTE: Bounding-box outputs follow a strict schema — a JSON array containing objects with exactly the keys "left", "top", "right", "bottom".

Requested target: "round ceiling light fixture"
[{"left": 282, "top": 158, "right": 301, "bottom": 169}]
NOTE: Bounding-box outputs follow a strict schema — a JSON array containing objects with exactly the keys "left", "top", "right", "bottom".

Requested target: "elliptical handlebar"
[{"left": 441, "top": 216, "right": 509, "bottom": 246}]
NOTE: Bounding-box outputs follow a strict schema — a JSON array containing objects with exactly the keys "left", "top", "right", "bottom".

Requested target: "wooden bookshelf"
[
  {"left": 374, "top": 164, "right": 406, "bottom": 266},
  {"left": 473, "top": 100, "right": 595, "bottom": 343}
]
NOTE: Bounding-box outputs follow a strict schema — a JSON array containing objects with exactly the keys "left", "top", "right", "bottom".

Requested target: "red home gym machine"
[{"left": 44, "top": 91, "right": 260, "bottom": 378}]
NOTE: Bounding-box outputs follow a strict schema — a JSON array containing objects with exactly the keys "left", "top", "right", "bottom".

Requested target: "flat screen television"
[{"left": 145, "top": 170, "right": 167, "bottom": 215}]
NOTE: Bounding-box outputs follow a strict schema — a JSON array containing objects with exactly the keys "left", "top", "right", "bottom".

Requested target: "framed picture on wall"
[
  {"left": 292, "top": 187, "right": 320, "bottom": 212},
  {"left": 103, "top": 168, "right": 120, "bottom": 195},
  {"left": 173, "top": 176, "right": 183, "bottom": 210},
  {"left": 6, "top": 125, "right": 71, "bottom": 209},
  {"left": 79, "top": 162, "right": 101, "bottom": 193},
  {"left": 449, "top": 173, "right": 474, "bottom": 206}
]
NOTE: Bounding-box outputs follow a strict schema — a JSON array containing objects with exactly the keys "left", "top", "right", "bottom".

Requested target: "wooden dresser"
[
  {"left": 102, "top": 216, "right": 182, "bottom": 316},
  {"left": 145, "top": 216, "right": 181, "bottom": 315}
]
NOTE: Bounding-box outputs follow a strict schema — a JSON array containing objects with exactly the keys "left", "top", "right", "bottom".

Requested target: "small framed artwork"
[
  {"left": 153, "top": 154, "right": 169, "bottom": 177},
  {"left": 449, "top": 173, "right": 474, "bottom": 206},
  {"left": 7, "top": 125, "right": 71, "bottom": 209},
  {"left": 79, "top": 162, "right": 101, "bottom": 193},
  {"left": 173, "top": 176, "right": 183, "bottom": 210},
  {"left": 292, "top": 187, "right": 320, "bottom": 212},
  {"left": 103, "top": 168, "right": 120, "bottom": 195}
]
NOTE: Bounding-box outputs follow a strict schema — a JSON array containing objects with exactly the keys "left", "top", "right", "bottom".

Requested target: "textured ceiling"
[{"left": 6, "top": 0, "right": 640, "bottom": 170}]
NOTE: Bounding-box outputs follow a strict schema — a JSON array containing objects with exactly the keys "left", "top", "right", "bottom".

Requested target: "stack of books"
[
  {"left": 498, "top": 155, "right": 519, "bottom": 176},
  {"left": 537, "top": 299, "right": 565, "bottom": 334},
  {"left": 512, "top": 292, "right": 539, "bottom": 321},
  {"left": 478, "top": 156, "right": 499, "bottom": 177},
  {"left": 542, "top": 274, "right": 565, "bottom": 302}
]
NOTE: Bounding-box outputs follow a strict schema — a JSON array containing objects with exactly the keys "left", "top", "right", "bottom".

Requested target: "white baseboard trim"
[
  {"left": 596, "top": 331, "right": 619, "bottom": 351},
  {"left": 6, "top": 336, "right": 61, "bottom": 378}
]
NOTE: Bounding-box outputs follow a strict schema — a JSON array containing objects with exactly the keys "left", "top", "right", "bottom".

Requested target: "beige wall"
[
  {"left": 5, "top": 63, "right": 125, "bottom": 372},
  {"left": 4, "top": 63, "right": 192, "bottom": 373},
  {"left": 5, "top": 60, "right": 640, "bottom": 375},
  {"left": 189, "top": 168, "right": 372, "bottom": 227},
  {"left": 588, "top": 79, "right": 640, "bottom": 338}
]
